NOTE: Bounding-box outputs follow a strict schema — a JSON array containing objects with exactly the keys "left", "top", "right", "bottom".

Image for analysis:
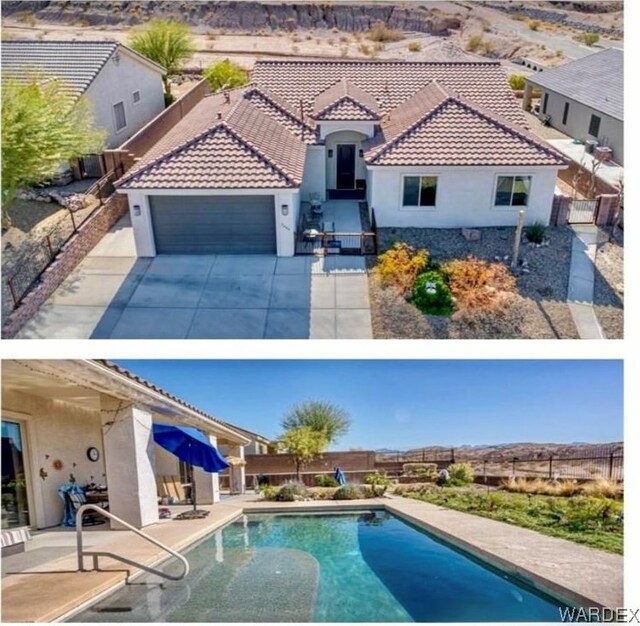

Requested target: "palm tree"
[
  {"left": 281, "top": 401, "right": 351, "bottom": 446},
  {"left": 128, "top": 19, "right": 195, "bottom": 97}
]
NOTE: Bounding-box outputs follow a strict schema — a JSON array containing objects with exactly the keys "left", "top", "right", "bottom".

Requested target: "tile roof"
[
  {"left": 313, "top": 78, "right": 380, "bottom": 120},
  {"left": 526, "top": 48, "right": 623, "bottom": 121},
  {"left": 1, "top": 40, "right": 163, "bottom": 99},
  {"left": 119, "top": 92, "right": 307, "bottom": 190},
  {"left": 364, "top": 83, "right": 566, "bottom": 167},
  {"left": 252, "top": 60, "right": 527, "bottom": 124},
  {"left": 120, "top": 60, "right": 565, "bottom": 190}
]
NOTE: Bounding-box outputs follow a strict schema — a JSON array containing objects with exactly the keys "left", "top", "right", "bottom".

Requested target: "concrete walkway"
[
  {"left": 1, "top": 495, "right": 622, "bottom": 621},
  {"left": 567, "top": 225, "right": 604, "bottom": 339},
  {"left": 16, "top": 217, "right": 373, "bottom": 340}
]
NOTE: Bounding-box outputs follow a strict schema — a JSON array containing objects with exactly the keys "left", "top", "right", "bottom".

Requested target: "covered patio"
[{"left": 1, "top": 360, "right": 249, "bottom": 544}]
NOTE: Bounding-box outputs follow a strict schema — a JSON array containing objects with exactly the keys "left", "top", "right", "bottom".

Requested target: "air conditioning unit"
[{"left": 585, "top": 139, "right": 598, "bottom": 154}]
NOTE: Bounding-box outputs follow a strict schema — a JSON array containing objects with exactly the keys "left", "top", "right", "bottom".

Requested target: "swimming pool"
[{"left": 72, "top": 511, "right": 570, "bottom": 622}]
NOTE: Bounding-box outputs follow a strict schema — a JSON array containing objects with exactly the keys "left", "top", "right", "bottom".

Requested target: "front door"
[{"left": 336, "top": 144, "right": 356, "bottom": 189}]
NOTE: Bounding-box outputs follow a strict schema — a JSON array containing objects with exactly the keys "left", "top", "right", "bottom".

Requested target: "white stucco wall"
[
  {"left": 86, "top": 48, "right": 165, "bottom": 149},
  {"left": 368, "top": 166, "right": 560, "bottom": 228},
  {"left": 325, "top": 130, "right": 368, "bottom": 190},
  {"left": 121, "top": 188, "right": 299, "bottom": 257},
  {"left": 538, "top": 90, "right": 623, "bottom": 165},
  {"left": 2, "top": 391, "right": 106, "bottom": 530},
  {"left": 300, "top": 145, "right": 327, "bottom": 202},
  {"left": 318, "top": 120, "right": 375, "bottom": 140}
]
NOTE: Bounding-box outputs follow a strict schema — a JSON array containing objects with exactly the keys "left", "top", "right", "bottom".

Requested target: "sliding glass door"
[{"left": 1, "top": 420, "right": 30, "bottom": 529}]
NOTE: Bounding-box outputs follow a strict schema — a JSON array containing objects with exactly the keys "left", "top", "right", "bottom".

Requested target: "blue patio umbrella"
[
  {"left": 334, "top": 467, "right": 347, "bottom": 486},
  {"left": 152, "top": 424, "right": 229, "bottom": 511}
]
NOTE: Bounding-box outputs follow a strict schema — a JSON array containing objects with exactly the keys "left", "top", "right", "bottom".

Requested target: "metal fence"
[
  {"left": 377, "top": 445, "right": 624, "bottom": 481},
  {"left": 3, "top": 165, "right": 123, "bottom": 312},
  {"left": 295, "top": 230, "right": 376, "bottom": 256}
]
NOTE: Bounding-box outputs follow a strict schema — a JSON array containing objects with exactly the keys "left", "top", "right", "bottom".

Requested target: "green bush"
[
  {"left": 529, "top": 20, "right": 540, "bottom": 31},
  {"left": 364, "top": 472, "right": 392, "bottom": 496},
  {"left": 508, "top": 74, "right": 526, "bottom": 90},
  {"left": 447, "top": 462, "right": 475, "bottom": 486},
  {"left": 315, "top": 474, "right": 339, "bottom": 487},
  {"left": 275, "top": 481, "right": 308, "bottom": 502},
  {"left": 581, "top": 32, "right": 600, "bottom": 46},
  {"left": 525, "top": 221, "right": 546, "bottom": 244},
  {"left": 466, "top": 34, "right": 484, "bottom": 52},
  {"left": 333, "top": 484, "right": 366, "bottom": 500},
  {"left": 259, "top": 484, "right": 278, "bottom": 500},
  {"left": 412, "top": 271, "right": 454, "bottom": 315},
  {"left": 403, "top": 463, "right": 438, "bottom": 479}
]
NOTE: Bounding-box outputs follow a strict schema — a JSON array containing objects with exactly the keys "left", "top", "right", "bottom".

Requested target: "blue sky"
[{"left": 116, "top": 360, "right": 623, "bottom": 450}]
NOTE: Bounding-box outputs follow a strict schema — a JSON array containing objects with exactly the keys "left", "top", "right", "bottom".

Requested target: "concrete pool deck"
[{"left": 1, "top": 495, "right": 623, "bottom": 622}]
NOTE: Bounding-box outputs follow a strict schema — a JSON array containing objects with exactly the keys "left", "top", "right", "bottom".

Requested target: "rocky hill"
[{"left": 1, "top": 1, "right": 462, "bottom": 35}]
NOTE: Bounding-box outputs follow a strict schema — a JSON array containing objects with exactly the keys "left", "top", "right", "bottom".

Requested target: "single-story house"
[
  {"left": 116, "top": 60, "right": 567, "bottom": 258},
  {"left": 1, "top": 360, "right": 262, "bottom": 549},
  {"left": 523, "top": 48, "right": 623, "bottom": 165},
  {"left": 1, "top": 40, "right": 166, "bottom": 176}
]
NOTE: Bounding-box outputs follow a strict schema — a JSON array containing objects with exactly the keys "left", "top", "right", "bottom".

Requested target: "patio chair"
[{"left": 67, "top": 491, "right": 106, "bottom": 526}]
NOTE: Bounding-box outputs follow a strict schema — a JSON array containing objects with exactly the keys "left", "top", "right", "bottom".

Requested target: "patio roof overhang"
[{"left": 2, "top": 360, "right": 250, "bottom": 446}]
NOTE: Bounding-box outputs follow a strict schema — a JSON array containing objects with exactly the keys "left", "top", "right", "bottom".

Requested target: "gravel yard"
[
  {"left": 371, "top": 226, "right": 578, "bottom": 339},
  {"left": 593, "top": 226, "right": 624, "bottom": 339}
]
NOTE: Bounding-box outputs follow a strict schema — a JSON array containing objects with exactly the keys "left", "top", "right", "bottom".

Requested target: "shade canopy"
[{"left": 152, "top": 424, "right": 229, "bottom": 473}]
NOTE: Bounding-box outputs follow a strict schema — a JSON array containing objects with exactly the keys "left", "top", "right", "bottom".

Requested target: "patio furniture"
[{"left": 67, "top": 491, "right": 106, "bottom": 526}]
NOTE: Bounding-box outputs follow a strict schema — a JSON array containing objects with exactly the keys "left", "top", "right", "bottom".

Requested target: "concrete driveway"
[{"left": 17, "top": 217, "right": 372, "bottom": 339}]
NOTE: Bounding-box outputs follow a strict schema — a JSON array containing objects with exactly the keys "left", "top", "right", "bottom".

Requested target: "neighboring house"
[
  {"left": 1, "top": 360, "right": 250, "bottom": 548},
  {"left": 222, "top": 425, "right": 271, "bottom": 455},
  {"left": 1, "top": 40, "right": 165, "bottom": 175},
  {"left": 523, "top": 48, "right": 624, "bottom": 165},
  {"left": 116, "top": 60, "right": 566, "bottom": 258}
]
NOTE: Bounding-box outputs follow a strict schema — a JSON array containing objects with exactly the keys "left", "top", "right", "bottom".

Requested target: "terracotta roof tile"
[
  {"left": 119, "top": 60, "right": 564, "bottom": 191},
  {"left": 364, "top": 91, "right": 566, "bottom": 167},
  {"left": 252, "top": 60, "right": 526, "bottom": 124},
  {"left": 313, "top": 78, "right": 380, "bottom": 120}
]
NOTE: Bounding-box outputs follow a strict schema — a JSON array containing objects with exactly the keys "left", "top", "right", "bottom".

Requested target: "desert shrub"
[
  {"left": 556, "top": 49, "right": 564, "bottom": 58},
  {"left": 529, "top": 20, "right": 541, "bottom": 30},
  {"left": 525, "top": 221, "right": 546, "bottom": 243},
  {"left": 308, "top": 486, "right": 338, "bottom": 500},
  {"left": 581, "top": 479, "right": 622, "bottom": 499},
  {"left": 333, "top": 484, "right": 366, "bottom": 500},
  {"left": 564, "top": 497, "right": 623, "bottom": 532},
  {"left": 581, "top": 32, "right": 600, "bottom": 46},
  {"left": 402, "top": 463, "right": 438, "bottom": 478},
  {"left": 258, "top": 484, "right": 278, "bottom": 500},
  {"left": 412, "top": 271, "right": 454, "bottom": 315},
  {"left": 359, "top": 42, "right": 371, "bottom": 55},
  {"left": 315, "top": 474, "right": 339, "bottom": 487},
  {"left": 366, "top": 21, "right": 404, "bottom": 42},
  {"left": 466, "top": 34, "right": 484, "bottom": 52},
  {"left": 393, "top": 483, "right": 434, "bottom": 495},
  {"left": 447, "top": 462, "right": 475, "bottom": 486},
  {"left": 508, "top": 74, "right": 526, "bottom": 90},
  {"left": 408, "top": 42, "right": 422, "bottom": 52},
  {"left": 441, "top": 256, "right": 516, "bottom": 310},
  {"left": 275, "top": 481, "right": 308, "bottom": 502},
  {"left": 376, "top": 243, "right": 429, "bottom": 294},
  {"left": 364, "top": 472, "right": 392, "bottom": 496}
]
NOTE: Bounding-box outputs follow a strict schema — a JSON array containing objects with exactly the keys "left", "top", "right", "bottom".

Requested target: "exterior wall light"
[
  {"left": 328, "top": 149, "right": 333, "bottom": 158},
  {"left": 281, "top": 204, "right": 289, "bottom": 216},
  {"left": 132, "top": 204, "right": 141, "bottom": 216},
  {"left": 359, "top": 149, "right": 364, "bottom": 157}
]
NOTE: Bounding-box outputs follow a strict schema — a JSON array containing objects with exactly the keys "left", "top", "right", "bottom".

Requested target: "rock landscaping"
[
  {"left": 593, "top": 226, "right": 623, "bottom": 339},
  {"left": 370, "top": 226, "right": 578, "bottom": 339}
]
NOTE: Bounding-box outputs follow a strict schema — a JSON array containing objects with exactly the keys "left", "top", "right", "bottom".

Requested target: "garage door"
[{"left": 149, "top": 195, "right": 276, "bottom": 254}]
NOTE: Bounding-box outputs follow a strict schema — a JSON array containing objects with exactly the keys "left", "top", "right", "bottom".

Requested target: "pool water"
[{"left": 73, "top": 511, "right": 569, "bottom": 622}]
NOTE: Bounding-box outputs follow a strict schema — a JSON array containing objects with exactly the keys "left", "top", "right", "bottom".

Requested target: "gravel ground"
[
  {"left": 593, "top": 226, "right": 624, "bottom": 339},
  {"left": 371, "top": 226, "right": 578, "bottom": 339}
]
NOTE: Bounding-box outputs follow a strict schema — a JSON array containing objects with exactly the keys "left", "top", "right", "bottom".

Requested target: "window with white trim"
[
  {"left": 402, "top": 175, "right": 438, "bottom": 207},
  {"left": 113, "top": 101, "right": 127, "bottom": 131},
  {"left": 495, "top": 176, "right": 531, "bottom": 207},
  {"left": 132, "top": 90, "right": 141, "bottom": 104}
]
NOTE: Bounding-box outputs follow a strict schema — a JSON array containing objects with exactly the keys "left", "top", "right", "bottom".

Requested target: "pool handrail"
[{"left": 75, "top": 504, "right": 189, "bottom": 581}]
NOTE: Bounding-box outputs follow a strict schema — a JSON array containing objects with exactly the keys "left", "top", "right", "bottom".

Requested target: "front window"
[
  {"left": 402, "top": 176, "right": 438, "bottom": 207},
  {"left": 588, "top": 114, "right": 601, "bottom": 137},
  {"left": 1, "top": 420, "right": 30, "bottom": 529},
  {"left": 113, "top": 101, "right": 127, "bottom": 131},
  {"left": 495, "top": 176, "right": 531, "bottom": 207}
]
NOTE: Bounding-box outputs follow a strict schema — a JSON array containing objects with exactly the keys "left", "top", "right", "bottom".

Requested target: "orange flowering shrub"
[
  {"left": 441, "top": 256, "right": 516, "bottom": 309},
  {"left": 376, "top": 242, "right": 429, "bottom": 294}
]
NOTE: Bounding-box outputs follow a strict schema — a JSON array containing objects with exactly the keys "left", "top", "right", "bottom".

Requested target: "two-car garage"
[{"left": 148, "top": 195, "right": 277, "bottom": 255}]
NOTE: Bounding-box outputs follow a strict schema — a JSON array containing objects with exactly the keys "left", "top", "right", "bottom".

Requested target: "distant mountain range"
[{"left": 375, "top": 442, "right": 623, "bottom": 460}]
